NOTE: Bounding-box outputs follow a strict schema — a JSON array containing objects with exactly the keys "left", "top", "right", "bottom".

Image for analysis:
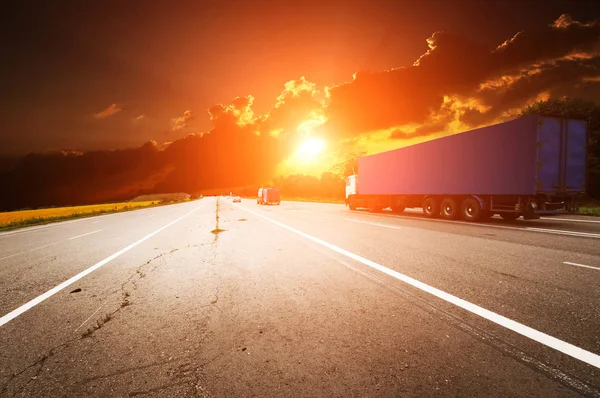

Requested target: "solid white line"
[
  {"left": 344, "top": 218, "right": 402, "bottom": 229},
  {"left": 525, "top": 227, "right": 600, "bottom": 239},
  {"left": 0, "top": 212, "right": 121, "bottom": 237},
  {"left": 349, "top": 211, "right": 600, "bottom": 239},
  {"left": 0, "top": 205, "right": 201, "bottom": 327},
  {"left": 237, "top": 204, "right": 600, "bottom": 370},
  {"left": 564, "top": 262, "right": 600, "bottom": 271},
  {"left": 69, "top": 230, "right": 102, "bottom": 240},
  {"left": 0, "top": 241, "right": 63, "bottom": 262},
  {"left": 541, "top": 217, "right": 600, "bottom": 224}
]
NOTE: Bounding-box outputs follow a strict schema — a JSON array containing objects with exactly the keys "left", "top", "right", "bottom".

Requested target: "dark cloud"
[
  {"left": 462, "top": 56, "right": 600, "bottom": 126},
  {"left": 324, "top": 14, "right": 600, "bottom": 136},
  {"left": 491, "top": 14, "right": 600, "bottom": 74}
]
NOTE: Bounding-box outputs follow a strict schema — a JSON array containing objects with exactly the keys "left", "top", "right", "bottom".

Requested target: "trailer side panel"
[{"left": 358, "top": 115, "right": 539, "bottom": 196}]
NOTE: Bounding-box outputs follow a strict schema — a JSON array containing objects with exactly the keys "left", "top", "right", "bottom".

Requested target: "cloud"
[
  {"left": 133, "top": 114, "right": 145, "bottom": 122},
  {"left": 323, "top": 14, "right": 600, "bottom": 140},
  {"left": 93, "top": 104, "right": 121, "bottom": 119},
  {"left": 170, "top": 110, "right": 194, "bottom": 132},
  {"left": 2, "top": 14, "right": 599, "bottom": 210}
]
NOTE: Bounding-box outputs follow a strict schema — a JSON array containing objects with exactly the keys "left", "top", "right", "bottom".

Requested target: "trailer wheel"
[
  {"left": 422, "top": 198, "right": 439, "bottom": 218},
  {"left": 498, "top": 212, "right": 520, "bottom": 221},
  {"left": 460, "top": 197, "right": 482, "bottom": 222},
  {"left": 441, "top": 198, "right": 459, "bottom": 220}
]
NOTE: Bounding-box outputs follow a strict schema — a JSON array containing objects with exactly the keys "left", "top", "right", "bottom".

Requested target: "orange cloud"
[
  {"left": 170, "top": 110, "right": 194, "bottom": 132},
  {"left": 133, "top": 115, "right": 145, "bottom": 122},
  {"left": 94, "top": 104, "right": 121, "bottom": 119}
]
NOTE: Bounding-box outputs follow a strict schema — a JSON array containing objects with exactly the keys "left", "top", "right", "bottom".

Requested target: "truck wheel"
[
  {"left": 499, "top": 212, "right": 520, "bottom": 221},
  {"left": 349, "top": 199, "right": 357, "bottom": 211},
  {"left": 440, "top": 198, "right": 459, "bottom": 220},
  {"left": 422, "top": 198, "right": 439, "bottom": 218},
  {"left": 460, "top": 197, "right": 482, "bottom": 222}
]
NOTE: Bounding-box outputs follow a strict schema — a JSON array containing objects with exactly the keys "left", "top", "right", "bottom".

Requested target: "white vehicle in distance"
[{"left": 232, "top": 196, "right": 241, "bottom": 203}]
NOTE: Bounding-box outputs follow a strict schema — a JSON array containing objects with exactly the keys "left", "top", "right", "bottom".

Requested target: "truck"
[
  {"left": 345, "top": 115, "right": 587, "bottom": 222},
  {"left": 257, "top": 187, "right": 281, "bottom": 205}
]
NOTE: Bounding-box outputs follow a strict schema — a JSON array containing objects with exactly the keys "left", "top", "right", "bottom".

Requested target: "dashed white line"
[
  {"left": 0, "top": 241, "right": 63, "bottom": 262},
  {"left": 0, "top": 205, "right": 201, "bottom": 327},
  {"left": 69, "top": 230, "right": 102, "bottom": 240},
  {"left": 564, "top": 262, "right": 600, "bottom": 271},
  {"left": 344, "top": 218, "right": 402, "bottom": 229},
  {"left": 238, "top": 204, "right": 600, "bottom": 370}
]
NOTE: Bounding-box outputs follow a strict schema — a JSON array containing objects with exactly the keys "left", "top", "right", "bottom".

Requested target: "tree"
[
  {"left": 520, "top": 98, "right": 600, "bottom": 199},
  {"left": 330, "top": 151, "right": 366, "bottom": 178}
]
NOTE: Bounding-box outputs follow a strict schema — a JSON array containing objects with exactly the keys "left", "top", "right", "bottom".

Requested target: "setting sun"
[{"left": 297, "top": 138, "right": 326, "bottom": 161}]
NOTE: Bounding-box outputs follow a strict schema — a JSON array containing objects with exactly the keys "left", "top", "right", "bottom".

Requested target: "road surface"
[{"left": 1, "top": 197, "right": 599, "bottom": 397}]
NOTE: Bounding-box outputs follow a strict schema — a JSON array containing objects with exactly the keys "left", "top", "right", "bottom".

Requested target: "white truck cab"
[{"left": 345, "top": 175, "right": 358, "bottom": 203}]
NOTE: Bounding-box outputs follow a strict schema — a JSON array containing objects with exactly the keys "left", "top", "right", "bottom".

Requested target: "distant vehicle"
[
  {"left": 257, "top": 187, "right": 281, "bottom": 205},
  {"left": 232, "top": 196, "right": 241, "bottom": 203},
  {"left": 346, "top": 115, "right": 587, "bottom": 222}
]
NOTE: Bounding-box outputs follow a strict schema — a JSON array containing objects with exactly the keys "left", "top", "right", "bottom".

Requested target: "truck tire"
[
  {"left": 441, "top": 198, "right": 459, "bottom": 220},
  {"left": 499, "top": 212, "right": 520, "bottom": 220},
  {"left": 460, "top": 197, "right": 482, "bottom": 222},
  {"left": 349, "top": 199, "right": 357, "bottom": 211},
  {"left": 422, "top": 198, "right": 439, "bottom": 218}
]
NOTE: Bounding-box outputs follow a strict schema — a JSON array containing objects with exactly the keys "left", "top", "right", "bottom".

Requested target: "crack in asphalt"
[
  {"left": 1, "top": 341, "right": 72, "bottom": 397},
  {"left": 1, "top": 246, "right": 189, "bottom": 395}
]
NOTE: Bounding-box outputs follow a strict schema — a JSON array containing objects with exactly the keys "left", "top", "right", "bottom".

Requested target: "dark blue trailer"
[{"left": 345, "top": 115, "right": 587, "bottom": 221}]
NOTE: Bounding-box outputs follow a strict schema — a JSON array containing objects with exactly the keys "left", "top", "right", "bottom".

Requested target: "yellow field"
[{"left": 0, "top": 201, "right": 159, "bottom": 226}]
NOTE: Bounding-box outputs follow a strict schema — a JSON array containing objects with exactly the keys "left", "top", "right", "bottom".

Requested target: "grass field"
[{"left": 0, "top": 201, "right": 159, "bottom": 231}]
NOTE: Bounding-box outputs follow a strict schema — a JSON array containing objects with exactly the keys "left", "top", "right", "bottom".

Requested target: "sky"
[
  {"left": 0, "top": 0, "right": 599, "bottom": 209},
  {"left": 1, "top": 0, "right": 598, "bottom": 155}
]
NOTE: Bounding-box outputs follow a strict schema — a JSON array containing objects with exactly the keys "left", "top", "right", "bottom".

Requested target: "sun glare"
[{"left": 297, "top": 138, "right": 325, "bottom": 160}]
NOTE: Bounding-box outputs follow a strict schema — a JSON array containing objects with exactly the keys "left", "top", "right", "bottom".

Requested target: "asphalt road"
[{"left": 1, "top": 197, "right": 599, "bottom": 397}]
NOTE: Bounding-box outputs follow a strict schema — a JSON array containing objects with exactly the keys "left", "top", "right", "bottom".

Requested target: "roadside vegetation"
[
  {"left": 130, "top": 192, "right": 192, "bottom": 202},
  {"left": 0, "top": 193, "right": 199, "bottom": 231},
  {"left": 579, "top": 207, "right": 600, "bottom": 216}
]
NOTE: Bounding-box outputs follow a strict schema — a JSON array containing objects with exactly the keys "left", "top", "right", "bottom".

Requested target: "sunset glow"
[{"left": 297, "top": 139, "right": 326, "bottom": 161}]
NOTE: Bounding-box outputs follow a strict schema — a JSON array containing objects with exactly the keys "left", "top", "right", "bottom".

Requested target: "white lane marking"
[
  {"left": 344, "top": 218, "right": 402, "bottom": 229},
  {"left": 541, "top": 217, "right": 600, "bottom": 224},
  {"left": 0, "top": 205, "right": 201, "bottom": 327},
  {"left": 0, "top": 241, "right": 64, "bottom": 262},
  {"left": 525, "top": 227, "right": 600, "bottom": 239},
  {"left": 348, "top": 211, "right": 600, "bottom": 239},
  {"left": 74, "top": 301, "right": 106, "bottom": 332},
  {"left": 68, "top": 230, "right": 102, "bottom": 240},
  {"left": 237, "top": 204, "right": 600, "bottom": 370},
  {"left": 564, "top": 262, "right": 600, "bottom": 271}
]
